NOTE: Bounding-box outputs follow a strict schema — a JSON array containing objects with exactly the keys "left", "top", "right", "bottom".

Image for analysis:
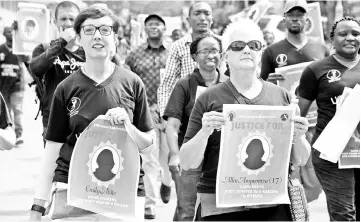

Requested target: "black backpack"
[{"left": 28, "top": 43, "right": 48, "bottom": 120}]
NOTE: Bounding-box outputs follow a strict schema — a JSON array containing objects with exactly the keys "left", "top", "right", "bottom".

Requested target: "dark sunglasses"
[{"left": 227, "top": 40, "right": 263, "bottom": 51}]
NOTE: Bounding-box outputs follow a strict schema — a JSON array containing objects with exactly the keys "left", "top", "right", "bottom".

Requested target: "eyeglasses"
[
  {"left": 227, "top": 40, "right": 262, "bottom": 52},
  {"left": 81, "top": 25, "right": 113, "bottom": 36},
  {"left": 197, "top": 49, "right": 221, "bottom": 56}
]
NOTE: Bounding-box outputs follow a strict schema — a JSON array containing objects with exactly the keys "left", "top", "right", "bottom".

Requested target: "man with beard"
[
  {"left": 125, "top": 14, "right": 170, "bottom": 220},
  {"left": 260, "top": 0, "right": 329, "bottom": 81},
  {"left": 0, "top": 25, "right": 26, "bottom": 147}
]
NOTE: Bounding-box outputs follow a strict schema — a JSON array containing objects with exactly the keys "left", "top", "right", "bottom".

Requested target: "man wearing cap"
[
  {"left": 260, "top": 0, "right": 329, "bottom": 81},
  {"left": 260, "top": 0, "right": 329, "bottom": 203},
  {"left": 125, "top": 14, "right": 171, "bottom": 220}
]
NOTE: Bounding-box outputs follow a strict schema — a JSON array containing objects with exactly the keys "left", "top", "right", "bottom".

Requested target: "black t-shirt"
[
  {"left": 0, "top": 44, "right": 23, "bottom": 95},
  {"left": 260, "top": 39, "right": 329, "bottom": 80},
  {"left": 163, "top": 68, "right": 220, "bottom": 147},
  {"left": 30, "top": 38, "right": 85, "bottom": 127},
  {"left": 0, "top": 92, "right": 12, "bottom": 129},
  {"left": 183, "top": 79, "right": 291, "bottom": 193},
  {"left": 298, "top": 56, "right": 360, "bottom": 144},
  {"left": 45, "top": 65, "right": 153, "bottom": 196}
]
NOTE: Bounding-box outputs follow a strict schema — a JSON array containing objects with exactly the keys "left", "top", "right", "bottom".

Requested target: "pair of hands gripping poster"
[
  {"left": 216, "top": 104, "right": 296, "bottom": 207},
  {"left": 67, "top": 115, "right": 140, "bottom": 220}
]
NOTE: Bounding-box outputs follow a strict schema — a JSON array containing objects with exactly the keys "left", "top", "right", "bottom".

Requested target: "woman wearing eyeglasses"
[
  {"left": 163, "top": 33, "right": 225, "bottom": 221},
  {"left": 179, "top": 19, "right": 309, "bottom": 221},
  {"left": 29, "top": 7, "right": 153, "bottom": 221}
]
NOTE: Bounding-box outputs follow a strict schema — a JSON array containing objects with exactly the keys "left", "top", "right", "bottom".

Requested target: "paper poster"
[
  {"left": 276, "top": 62, "right": 318, "bottom": 127},
  {"left": 306, "top": 2, "right": 324, "bottom": 44},
  {"left": 338, "top": 124, "right": 360, "bottom": 169},
  {"left": 68, "top": 117, "right": 140, "bottom": 220},
  {"left": 229, "top": 0, "right": 272, "bottom": 23},
  {"left": 314, "top": 84, "right": 360, "bottom": 163},
  {"left": 216, "top": 104, "right": 295, "bottom": 207},
  {"left": 12, "top": 2, "right": 50, "bottom": 55}
]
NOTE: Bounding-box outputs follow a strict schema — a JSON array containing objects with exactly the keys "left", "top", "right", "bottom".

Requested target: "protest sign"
[
  {"left": 68, "top": 117, "right": 140, "bottom": 220},
  {"left": 229, "top": 0, "right": 272, "bottom": 23},
  {"left": 314, "top": 84, "right": 360, "bottom": 163},
  {"left": 338, "top": 125, "right": 360, "bottom": 169},
  {"left": 275, "top": 62, "right": 317, "bottom": 127},
  {"left": 305, "top": 2, "right": 324, "bottom": 44},
  {"left": 216, "top": 104, "right": 295, "bottom": 207},
  {"left": 12, "top": 2, "right": 50, "bottom": 55}
]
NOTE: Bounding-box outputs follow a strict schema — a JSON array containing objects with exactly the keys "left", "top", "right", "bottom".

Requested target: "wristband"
[{"left": 31, "top": 204, "right": 46, "bottom": 216}]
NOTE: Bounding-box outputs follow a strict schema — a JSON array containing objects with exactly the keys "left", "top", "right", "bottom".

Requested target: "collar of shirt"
[
  {"left": 193, "top": 68, "right": 221, "bottom": 86},
  {"left": 141, "top": 40, "right": 168, "bottom": 51}
]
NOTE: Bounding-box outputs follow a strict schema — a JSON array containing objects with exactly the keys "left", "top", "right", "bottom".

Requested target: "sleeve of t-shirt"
[
  {"left": 133, "top": 77, "right": 154, "bottom": 132},
  {"left": 45, "top": 85, "right": 71, "bottom": 143},
  {"left": 183, "top": 94, "right": 206, "bottom": 144},
  {"left": 162, "top": 81, "right": 187, "bottom": 121},
  {"left": 298, "top": 66, "right": 318, "bottom": 101},
  {"left": 260, "top": 48, "right": 274, "bottom": 80},
  {"left": 0, "top": 93, "right": 12, "bottom": 129}
]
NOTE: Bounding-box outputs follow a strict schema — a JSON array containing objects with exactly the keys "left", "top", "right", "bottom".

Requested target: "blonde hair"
[{"left": 222, "top": 18, "right": 264, "bottom": 51}]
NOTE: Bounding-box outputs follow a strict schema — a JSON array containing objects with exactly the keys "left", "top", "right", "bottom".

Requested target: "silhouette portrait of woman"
[
  {"left": 93, "top": 148, "right": 116, "bottom": 181},
  {"left": 243, "top": 138, "right": 266, "bottom": 170}
]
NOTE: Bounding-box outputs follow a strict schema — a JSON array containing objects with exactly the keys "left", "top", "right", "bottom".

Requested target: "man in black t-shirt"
[
  {"left": 260, "top": 0, "right": 329, "bottom": 81},
  {"left": 29, "top": 1, "right": 84, "bottom": 144}
]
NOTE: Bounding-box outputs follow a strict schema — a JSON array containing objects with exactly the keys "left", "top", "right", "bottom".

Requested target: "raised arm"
[{"left": 29, "top": 38, "right": 68, "bottom": 77}]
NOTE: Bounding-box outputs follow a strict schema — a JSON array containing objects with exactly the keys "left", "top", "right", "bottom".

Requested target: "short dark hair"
[
  {"left": 54, "top": 1, "right": 80, "bottom": 20},
  {"left": 190, "top": 33, "right": 222, "bottom": 61},
  {"left": 74, "top": 7, "right": 120, "bottom": 35},
  {"left": 330, "top": 16, "right": 360, "bottom": 41},
  {"left": 188, "top": 1, "right": 211, "bottom": 17},
  {"left": 26, "top": 20, "right": 36, "bottom": 27}
]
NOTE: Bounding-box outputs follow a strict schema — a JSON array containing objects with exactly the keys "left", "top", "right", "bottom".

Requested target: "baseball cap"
[
  {"left": 144, "top": 14, "right": 165, "bottom": 26},
  {"left": 284, "top": 0, "right": 308, "bottom": 13}
]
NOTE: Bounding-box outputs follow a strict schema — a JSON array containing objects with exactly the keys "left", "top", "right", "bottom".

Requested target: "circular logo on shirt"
[
  {"left": 326, "top": 69, "right": 341, "bottom": 83},
  {"left": 236, "top": 131, "right": 274, "bottom": 175},
  {"left": 276, "top": 54, "right": 287, "bottom": 67},
  {"left": 87, "top": 141, "right": 124, "bottom": 187},
  {"left": 67, "top": 97, "right": 81, "bottom": 117}
]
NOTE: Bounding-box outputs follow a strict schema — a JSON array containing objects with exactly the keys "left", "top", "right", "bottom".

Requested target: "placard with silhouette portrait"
[
  {"left": 13, "top": 2, "right": 50, "bottom": 55},
  {"left": 216, "top": 104, "right": 295, "bottom": 207},
  {"left": 68, "top": 117, "right": 140, "bottom": 220}
]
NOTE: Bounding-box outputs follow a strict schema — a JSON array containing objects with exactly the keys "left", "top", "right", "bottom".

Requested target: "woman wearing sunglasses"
[
  {"left": 179, "top": 19, "right": 309, "bottom": 221},
  {"left": 29, "top": 7, "right": 153, "bottom": 221},
  {"left": 163, "top": 33, "right": 225, "bottom": 221}
]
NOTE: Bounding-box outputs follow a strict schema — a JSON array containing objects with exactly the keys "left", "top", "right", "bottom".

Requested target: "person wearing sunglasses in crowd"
[
  {"left": 163, "top": 33, "right": 225, "bottom": 221},
  {"left": 179, "top": 18, "right": 309, "bottom": 221},
  {"left": 29, "top": 7, "right": 154, "bottom": 221},
  {"left": 297, "top": 16, "right": 360, "bottom": 221}
]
